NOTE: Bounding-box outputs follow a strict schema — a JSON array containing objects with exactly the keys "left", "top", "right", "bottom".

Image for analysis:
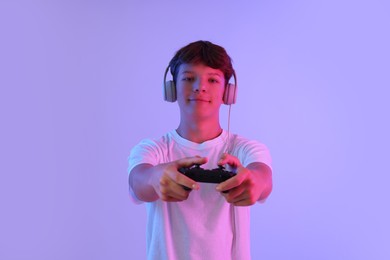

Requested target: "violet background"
[{"left": 1, "top": 0, "right": 389, "bottom": 259}]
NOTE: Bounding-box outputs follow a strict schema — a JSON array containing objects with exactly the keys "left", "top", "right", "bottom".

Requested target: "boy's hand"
[
  {"left": 153, "top": 156, "right": 207, "bottom": 202},
  {"left": 216, "top": 153, "right": 272, "bottom": 206}
]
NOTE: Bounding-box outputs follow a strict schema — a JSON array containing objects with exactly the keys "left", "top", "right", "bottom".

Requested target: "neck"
[{"left": 176, "top": 119, "right": 222, "bottom": 143}]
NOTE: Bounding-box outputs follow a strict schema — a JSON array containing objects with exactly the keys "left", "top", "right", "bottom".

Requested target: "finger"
[
  {"left": 176, "top": 178, "right": 197, "bottom": 196},
  {"left": 219, "top": 185, "right": 245, "bottom": 202},
  {"left": 231, "top": 190, "right": 258, "bottom": 206},
  {"left": 178, "top": 156, "right": 208, "bottom": 167},
  {"left": 221, "top": 189, "right": 252, "bottom": 206},
  {"left": 218, "top": 153, "right": 241, "bottom": 168},
  {"left": 217, "top": 153, "right": 230, "bottom": 166},
  {"left": 160, "top": 178, "right": 191, "bottom": 200},
  {"left": 167, "top": 169, "right": 200, "bottom": 190},
  {"left": 226, "top": 185, "right": 246, "bottom": 201},
  {"left": 230, "top": 188, "right": 258, "bottom": 206},
  {"left": 215, "top": 167, "right": 247, "bottom": 192},
  {"left": 217, "top": 153, "right": 228, "bottom": 165},
  {"left": 170, "top": 182, "right": 192, "bottom": 199},
  {"left": 216, "top": 175, "right": 241, "bottom": 192},
  {"left": 233, "top": 199, "right": 252, "bottom": 207}
]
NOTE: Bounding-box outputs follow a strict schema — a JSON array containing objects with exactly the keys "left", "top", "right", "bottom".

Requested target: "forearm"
[{"left": 129, "top": 163, "right": 160, "bottom": 202}]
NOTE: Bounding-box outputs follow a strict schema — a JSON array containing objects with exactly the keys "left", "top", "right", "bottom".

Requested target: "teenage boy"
[{"left": 128, "top": 40, "right": 272, "bottom": 259}]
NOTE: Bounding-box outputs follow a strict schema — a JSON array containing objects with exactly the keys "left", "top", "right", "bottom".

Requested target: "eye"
[
  {"left": 209, "top": 78, "right": 219, "bottom": 84},
  {"left": 182, "top": 76, "right": 194, "bottom": 82}
]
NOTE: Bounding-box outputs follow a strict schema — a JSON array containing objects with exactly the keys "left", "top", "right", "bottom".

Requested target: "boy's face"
[{"left": 176, "top": 63, "right": 225, "bottom": 121}]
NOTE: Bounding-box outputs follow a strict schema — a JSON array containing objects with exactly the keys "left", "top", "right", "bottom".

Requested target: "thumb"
[{"left": 178, "top": 156, "right": 208, "bottom": 168}]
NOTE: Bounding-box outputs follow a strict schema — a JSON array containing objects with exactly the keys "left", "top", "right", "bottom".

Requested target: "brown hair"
[{"left": 168, "top": 41, "right": 234, "bottom": 85}]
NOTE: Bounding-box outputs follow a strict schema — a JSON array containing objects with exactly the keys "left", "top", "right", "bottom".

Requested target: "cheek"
[
  {"left": 176, "top": 87, "right": 188, "bottom": 100},
  {"left": 176, "top": 82, "right": 190, "bottom": 93},
  {"left": 176, "top": 87, "right": 190, "bottom": 104},
  {"left": 216, "top": 87, "right": 225, "bottom": 101}
]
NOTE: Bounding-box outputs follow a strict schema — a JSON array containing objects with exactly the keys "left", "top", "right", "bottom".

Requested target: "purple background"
[{"left": 1, "top": 1, "right": 389, "bottom": 259}]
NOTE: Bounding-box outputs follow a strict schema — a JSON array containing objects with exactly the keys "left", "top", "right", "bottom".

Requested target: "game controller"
[{"left": 178, "top": 164, "right": 236, "bottom": 185}]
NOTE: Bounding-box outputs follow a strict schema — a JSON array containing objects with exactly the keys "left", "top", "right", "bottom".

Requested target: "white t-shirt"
[{"left": 128, "top": 130, "right": 272, "bottom": 260}]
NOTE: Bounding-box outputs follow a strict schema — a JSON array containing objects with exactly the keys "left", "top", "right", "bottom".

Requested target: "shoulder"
[
  {"left": 128, "top": 131, "right": 175, "bottom": 172},
  {"left": 230, "top": 133, "right": 269, "bottom": 152},
  {"left": 229, "top": 133, "right": 272, "bottom": 168},
  {"left": 132, "top": 131, "right": 175, "bottom": 151}
]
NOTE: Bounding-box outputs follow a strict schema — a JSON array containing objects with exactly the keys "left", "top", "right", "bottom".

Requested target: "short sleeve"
[
  {"left": 127, "top": 139, "right": 163, "bottom": 203},
  {"left": 232, "top": 137, "right": 272, "bottom": 170}
]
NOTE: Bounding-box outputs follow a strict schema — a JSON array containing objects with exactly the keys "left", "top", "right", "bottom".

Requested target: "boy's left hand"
[{"left": 216, "top": 153, "right": 272, "bottom": 206}]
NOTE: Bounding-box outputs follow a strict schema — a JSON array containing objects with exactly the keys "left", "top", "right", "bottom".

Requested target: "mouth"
[{"left": 188, "top": 98, "right": 211, "bottom": 103}]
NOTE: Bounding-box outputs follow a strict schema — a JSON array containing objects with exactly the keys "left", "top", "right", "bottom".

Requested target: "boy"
[{"left": 128, "top": 40, "right": 272, "bottom": 259}]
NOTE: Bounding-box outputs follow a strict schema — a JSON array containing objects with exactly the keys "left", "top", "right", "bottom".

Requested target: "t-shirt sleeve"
[
  {"left": 127, "top": 139, "right": 163, "bottom": 204},
  {"left": 234, "top": 137, "right": 272, "bottom": 170},
  {"left": 127, "top": 139, "right": 162, "bottom": 175}
]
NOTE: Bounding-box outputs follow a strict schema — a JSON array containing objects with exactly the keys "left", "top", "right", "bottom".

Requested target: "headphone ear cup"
[
  {"left": 223, "top": 83, "right": 237, "bottom": 105},
  {"left": 164, "top": 80, "right": 177, "bottom": 102}
]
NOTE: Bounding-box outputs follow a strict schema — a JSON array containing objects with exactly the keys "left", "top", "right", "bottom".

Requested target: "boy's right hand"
[{"left": 152, "top": 156, "right": 207, "bottom": 202}]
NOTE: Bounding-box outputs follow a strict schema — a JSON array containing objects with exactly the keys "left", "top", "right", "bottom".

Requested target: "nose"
[{"left": 193, "top": 79, "right": 206, "bottom": 93}]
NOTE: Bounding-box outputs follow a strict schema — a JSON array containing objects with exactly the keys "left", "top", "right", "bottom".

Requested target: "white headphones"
[{"left": 163, "top": 65, "right": 238, "bottom": 105}]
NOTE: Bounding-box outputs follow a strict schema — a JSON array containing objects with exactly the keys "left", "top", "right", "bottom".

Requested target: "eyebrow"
[
  {"left": 180, "top": 71, "right": 194, "bottom": 74},
  {"left": 180, "top": 71, "right": 223, "bottom": 77}
]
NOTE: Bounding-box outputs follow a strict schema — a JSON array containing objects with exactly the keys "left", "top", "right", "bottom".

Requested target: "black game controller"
[{"left": 178, "top": 164, "right": 236, "bottom": 185}]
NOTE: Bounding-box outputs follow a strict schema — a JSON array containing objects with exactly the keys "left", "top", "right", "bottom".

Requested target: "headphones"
[{"left": 163, "top": 65, "right": 238, "bottom": 105}]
